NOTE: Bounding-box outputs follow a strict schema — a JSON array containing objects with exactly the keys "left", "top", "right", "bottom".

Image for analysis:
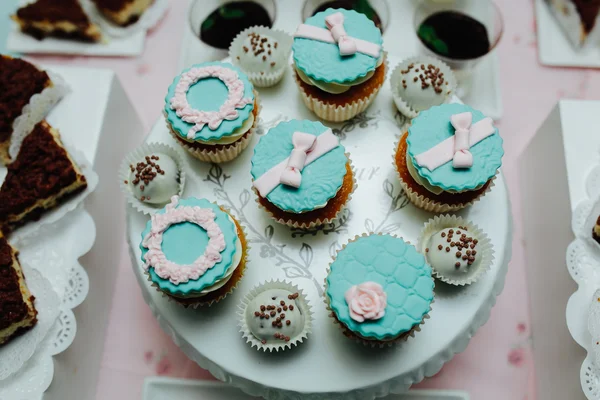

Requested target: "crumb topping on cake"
[
  {"left": 0, "top": 237, "right": 29, "bottom": 331},
  {"left": 0, "top": 56, "right": 50, "bottom": 144},
  {"left": 91, "top": 0, "right": 136, "bottom": 12},
  {"left": 0, "top": 121, "right": 86, "bottom": 220},
  {"left": 16, "top": 0, "right": 91, "bottom": 24}
]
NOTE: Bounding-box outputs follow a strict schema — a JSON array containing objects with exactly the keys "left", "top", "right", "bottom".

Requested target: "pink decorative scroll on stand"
[
  {"left": 253, "top": 130, "right": 339, "bottom": 196},
  {"left": 294, "top": 12, "right": 381, "bottom": 58},
  {"left": 414, "top": 113, "right": 496, "bottom": 171}
]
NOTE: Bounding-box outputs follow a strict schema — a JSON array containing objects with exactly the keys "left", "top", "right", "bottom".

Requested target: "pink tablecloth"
[{"left": 28, "top": 0, "right": 600, "bottom": 398}]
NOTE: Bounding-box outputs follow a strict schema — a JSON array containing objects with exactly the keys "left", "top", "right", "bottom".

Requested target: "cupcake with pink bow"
[
  {"left": 292, "top": 8, "right": 387, "bottom": 122},
  {"left": 325, "top": 233, "right": 435, "bottom": 346},
  {"left": 251, "top": 119, "right": 355, "bottom": 228},
  {"left": 394, "top": 103, "right": 504, "bottom": 213}
]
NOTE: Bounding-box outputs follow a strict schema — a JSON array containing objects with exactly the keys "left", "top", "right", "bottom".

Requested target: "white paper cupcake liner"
[
  {"left": 418, "top": 215, "right": 494, "bottom": 286},
  {"left": 393, "top": 139, "right": 497, "bottom": 213},
  {"left": 143, "top": 210, "right": 249, "bottom": 308},
  {"left": 390, "top": 56, "right": 457, "bottom": 119},
  {"left": 166, "top": 92, "right": 260, "bottom": 163},
  {"left": 252, "top": 156, "right": 357, "bottom": 229},
  {"left": 229, "top": 26, "right": 293, "bottom": 88},
  {"left": 238, "top": 279, "right": 313, "bottom": 352},
  {"left": 79, "top": 0, "right": 169, "bottom": 38},
  {"left": 119, "top": 142, "right": 187, "bottom": 215},
  {"left": 293, "top": 55, "right": 388, "bottom": 122},
  {"left": 7, "top": 70, "right": 70, "bottom": 163},
  {"left": 324, "top": 233, "right": 433, "bottom": 348}
]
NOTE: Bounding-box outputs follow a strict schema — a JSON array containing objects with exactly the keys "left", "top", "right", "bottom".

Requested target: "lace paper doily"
[
  {"left": 80, "top": 0, "right": 169, "bottom": 38},
  {"left": 0, "top": 265, "right": 59, "bottom": 380},
  {"left": 569, "top": 162, "right": 600, "bottom": 400},
  {"left": 9, "top": 70, "right": 70, "bottom": 161},
  {"left": 0, "top": 210, "right": 93, "bottom": 399}
]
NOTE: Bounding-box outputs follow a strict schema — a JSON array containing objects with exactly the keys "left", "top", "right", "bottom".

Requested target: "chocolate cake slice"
[
  {"left": 12, "top": 0, "right": 102, "bottom": 42},
  {"left": 546, "top": 0, "right": 600, "bottom": 47},
  {"left": 91, "top": 0, "right": 153, "bottom": 26},
  {"left": 0, "top": 231, "right": 37, "bottom": 346},
  {"left": 0, "top": 121, "right": 88, "bottom": 231},
  {"left": 593, "top": 216, "right": 600, "bottom": 244},
  {"left": 0, "top": 55, "right": 53, "bottom": 165}
]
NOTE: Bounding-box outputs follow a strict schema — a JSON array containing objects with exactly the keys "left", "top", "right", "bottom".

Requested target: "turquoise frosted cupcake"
[
  {"left": 292, "top": 8, "right": 386, "bottom": 122},
  {"left": 164, "top": 62, "right": 259, "bottom": 163},
  {"left": 140, "top": 196, "right": 248, "bottom": 307},
  {"left": 394, "top": 103, "right": 504, "bottom": 213},
  {"left": 325, "top": 233, "right": 434, "bottom": 346},
  {"left": 251, "top": 119, "right": 355, "bottom": 228}
]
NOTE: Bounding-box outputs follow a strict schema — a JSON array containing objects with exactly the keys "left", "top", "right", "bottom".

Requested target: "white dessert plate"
[
  {"left": 143, "top": 378, "right": 470, "bottom": 400},
  {"left": 535, "top": 0, "right": 600, "bottom": 67},
  {"left": 6, "top": 0, "right": 145, "bottom": 56},
  {"left": 127, "top": 52, "right": 512, "bottom": 400},
  {"left": 178, "top": 0, "right": 503, "bottom": 120},
  {"left": 0, "top": 64, "right": 101, "bottom": 399},
  {"left": 567, "top": 160, "right": 600, "bottom": 400}
]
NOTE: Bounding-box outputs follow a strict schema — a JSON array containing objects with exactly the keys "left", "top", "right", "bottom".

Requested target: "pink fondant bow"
[
  {"left": 414, "top": 113, "right": 496, "bottom": 171},
  {"left": 280, "top": 132, "right": 317, "bottom": 188},
  {"left": 253, "top": 129, "right": 340, "bottom": 197},
  {"left": 294, "top": 12, "right": 381, "bottom": 58},
  {"left": 325, "top": 12, "right": 357, "bottom": 56},
  {"left": 450, "top": 112, "right": 473, "bottom": 169}
]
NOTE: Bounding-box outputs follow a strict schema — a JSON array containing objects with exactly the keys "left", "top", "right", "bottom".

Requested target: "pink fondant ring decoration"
[
  {"left": 170, "top": 65, "right": 253, "bottom": 140},
  {"left": 142, "top": 196, "right": 227, "bottom": 285},
  {"left": 294, "top": 12, "right": 381, "bottom": 58},
  {"left": 414, "top": 112, "right": 496, "bottom": 172}
]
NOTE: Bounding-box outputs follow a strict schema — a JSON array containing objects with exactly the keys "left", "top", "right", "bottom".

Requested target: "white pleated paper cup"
[
  {"left": 167, "top": 92, "right": 260, "bottom": 163},
  {"left": 229, "top": 26, "right": 293, "bottom": 88},
  {"left": 238, "top": 279, "right": 313, "bottom": 352},
  {"left": 293, "top": 56, "right": 388, "bottom": 122},
  {"left": 252, "top": 157, "right": 357, "bottom": 229},
  {"left": 324, "top": 233, "right": 433, "bottom": 348},
  {"left": 6, "top": 70, "right": 70, "bottom": 164},
  {"left": 396, "top": 169, "right": 496, "bottom": 213},
  {"left": 390, "top": 55, "right": 456, "bottom": 119},
  {"left": 119, "top": 142, "right": 186, "bottom": 215},
  {"left": 418, "top": 215, "right": 494, "bottom": 286}
]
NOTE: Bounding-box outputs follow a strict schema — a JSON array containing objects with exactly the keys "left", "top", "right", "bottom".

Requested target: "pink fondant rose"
[{"left": 344, "top": 282, "right": 387, "bottom": 323}]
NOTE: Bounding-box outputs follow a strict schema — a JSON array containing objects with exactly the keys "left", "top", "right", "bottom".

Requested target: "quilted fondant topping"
[
  {"left": 293, "top": 8, "right": 383, "bottom": 84},
  {"left": 164, "top": 62, "right": 255, "bottom": 142},
  {"left": 326, "top": 234, "right": 434, "bottom": 340},
  {"left": 407, "top": 103, "right": 504, "bottom": 192},
  {"left": 250, "top": 119, "right": 348, "bottom": 213},
  {"left": 140, "top": 197, "right": 239, "bottom": 296}
]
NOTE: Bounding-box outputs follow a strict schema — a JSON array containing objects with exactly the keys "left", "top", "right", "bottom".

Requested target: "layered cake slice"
[
  {"left": 593, "top": 216, "right": 600, "bottom": 244},
  {"left": 0, "top": 55, "right": 54, "bottom": 165},
  {"left": 546, "top": 0, "right": 600, "bottom": 47},
  {"left": 0, "top": 231, "right": 37, "bottom": 346},
  {"left": 0, "top": 121, "right": 88, "bottom": 231},
  {"left": 11, "top": 0, "right": 102, "bottom": 42},
  {"left": 91, "top": 0, "right": 153, "bottom": 26}
]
